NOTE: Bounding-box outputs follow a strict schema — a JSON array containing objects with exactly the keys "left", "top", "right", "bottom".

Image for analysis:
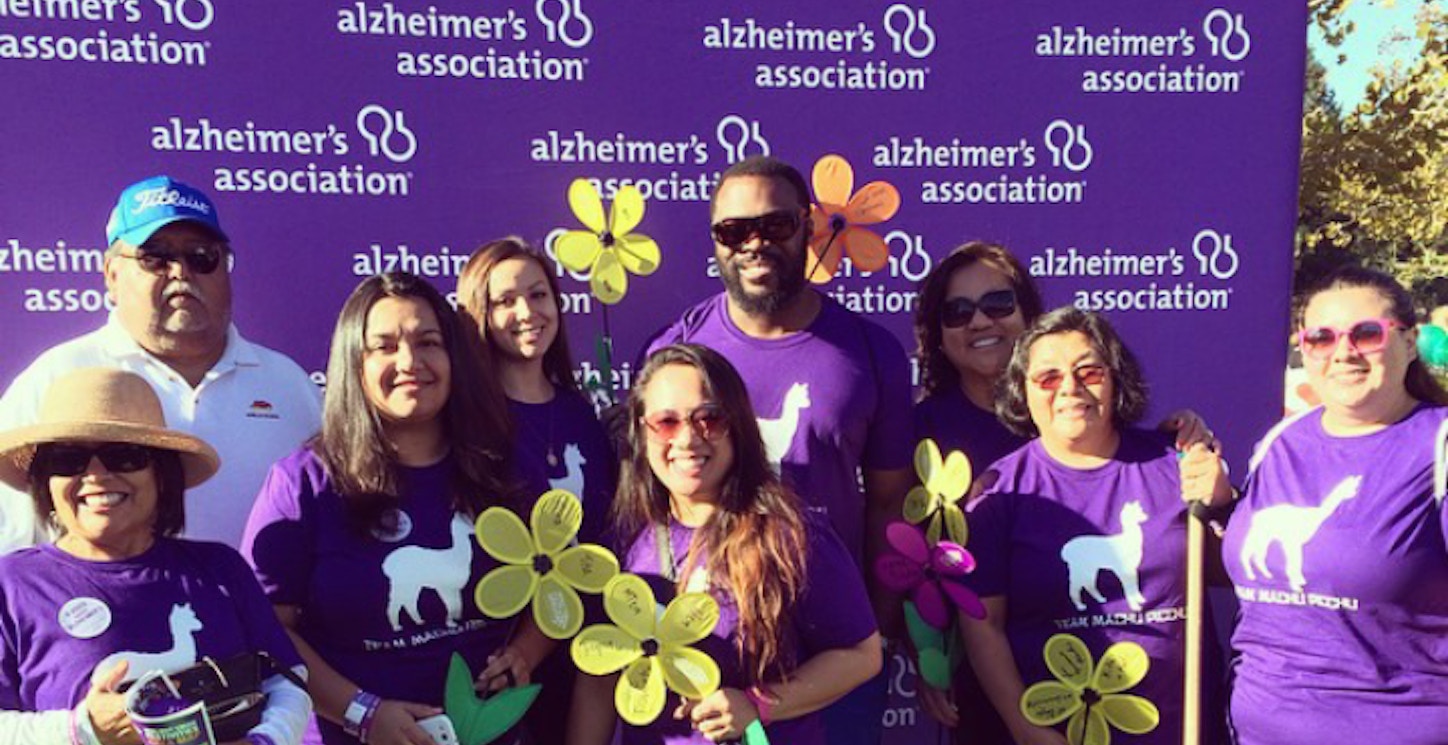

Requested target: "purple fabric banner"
[{"left": 0, "top": 2, "right": 1306, "bottom": 740}]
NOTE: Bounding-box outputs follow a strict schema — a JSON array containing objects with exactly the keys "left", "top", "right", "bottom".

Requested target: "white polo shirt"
[{"left": 0, "top": 316, "right": 322, "bottom": 551}]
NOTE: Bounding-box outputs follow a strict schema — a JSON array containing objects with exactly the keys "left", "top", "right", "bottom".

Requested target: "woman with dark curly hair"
[
  {"left": 959, "top": 307, "right": 1230, "bottom": 745},
  {"left": 911, "top": 244, "right": 1209, "bottom": 739}
]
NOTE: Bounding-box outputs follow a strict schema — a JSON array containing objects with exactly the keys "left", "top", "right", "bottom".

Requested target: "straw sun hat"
[{"left": 0, "top": 368, "right": 219, "bottom": 490}]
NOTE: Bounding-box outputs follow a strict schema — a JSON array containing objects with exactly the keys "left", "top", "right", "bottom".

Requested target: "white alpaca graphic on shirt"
[
  {"left": 1240, "top": 475, "right": 1361, "bottom": 593},
  {"left": 381, "top": 514, "right": 473, "bottom": 632},
  {"left": 1060, "top": 501, "right": 1149, "bottom": 611},
  {"left": 93, "top": 603, "right": 202, "bottom": 683},
  {"left": 548, "top": 443, "right": 586, "bottom": 497},
  {"left": 757, "top": 382, "right": 811, "bottom": 467}
]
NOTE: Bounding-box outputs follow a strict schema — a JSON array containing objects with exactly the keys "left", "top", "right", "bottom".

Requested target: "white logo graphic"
[
  {"left": 757, "top": 382, "right": 810, "bottom": 468},
  {"left": 381, "top": 514, "right": 474, "bottom": 632},
  {"left": 93, "top": 603, "right": 202, "bottom": 684},
  {"left": 371, "top": 508, "right": 414, "bottom": 543},
  {"left": 1241, "top": 475, "right": 1360, "bottom": 593},
  {"left": 1203, "top": 9, "right": 1251, "bottom": 61},
  {"left": 1044, "top": 120, "right": 1093, "bottom": 172},
  {"left": 548, "top": 442, "right": 587, "bottom": 496},
  {"left": 1192, "top": 228, "right": 1240, "bottom": 280},
  {"left": 357, "top": 105, "right": 418, "bottom": 163},
  {"left": 153, "top": 0, "right": 214, "bottom": 31},
  {"left": 1060, "top": 501, "right": 1149, "bottom": 611},
  {"left": 882, "top": 4, "right": 935, "bottom": 59},
  {"left": 58, "top": 597, "right": 112, "bottom": 639},
  {"left": 536, "top": 0, "right": 594, "bottom": 48},
  {"left": 716, "top": 115, "right": 770, "bottom": 163},
  {"left": 885, "top": 230, "right": 932, "bottom": 282}
]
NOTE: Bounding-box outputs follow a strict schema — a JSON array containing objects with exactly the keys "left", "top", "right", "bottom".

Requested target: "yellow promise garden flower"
[
  {"left": 555, "top": 179, "right": 661, "bottom": 305},
  {"left": 571, "top": 573, "right": 722, "bottom": 726},
  {"left": 473, "top": 489, "right": 620, "bottom": 639},
  {"left": 902, "top": 438, "right": 970, "bottom": 546},
  {"left": 1020, "top": 634, "right": 1160, "bottom": 745}
]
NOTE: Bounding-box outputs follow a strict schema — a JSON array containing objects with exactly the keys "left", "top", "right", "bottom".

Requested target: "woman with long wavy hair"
[
  {"left": 569, "top": 344, "right": 881, "bottom": 745},
  {"left": 456, "top": 237, "right": 616, "bottom": 744}
]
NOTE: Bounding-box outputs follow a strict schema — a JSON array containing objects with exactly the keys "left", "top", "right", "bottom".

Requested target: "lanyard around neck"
[{"left": 655, "top": 523, "right": 677, "bottom": 582}]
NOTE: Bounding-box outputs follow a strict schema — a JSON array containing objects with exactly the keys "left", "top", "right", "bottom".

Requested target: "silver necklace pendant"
[{"left": 546, "top": 449, "right": 558, "bottom": 468}]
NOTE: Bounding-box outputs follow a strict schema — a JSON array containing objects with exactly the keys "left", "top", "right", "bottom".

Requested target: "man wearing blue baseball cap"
[{"left": 0, "top": 176, "right": 322, "bottom": 551}]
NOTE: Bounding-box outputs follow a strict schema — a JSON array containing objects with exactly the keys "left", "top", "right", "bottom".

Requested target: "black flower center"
[
  {"left": 533, "top": 554, "right": 554, "bottom": 575},
  {"left": 601, "top": 231, "right": 616, "bottom": 247},
  {"left": 641, "top": 639, "right": 660, "bottom": 657},
  {"left": 1081, "top": 688, "right": 1102, "bottom": 707}
]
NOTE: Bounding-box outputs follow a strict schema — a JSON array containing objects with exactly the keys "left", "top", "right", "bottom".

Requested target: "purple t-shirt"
[
  {"left": 914, "top": 386, "right": 1029, "bottom": 475},
  {"left": 0, "top": 538, "right": 300, "bottom": 711},
  {"left": 242, "top": 448, "right": 518, "bottom": 745},
  {"left": 616, "top": 514, "right": 876, "bottom": 745},
  {"left": 1223, "top": 404, "right": 1448, "bottom": 745},
  {"left": 648, "top": 292, "right": 914, "bottom": 563},
  {"left": 967, "top": 429, "right": 1194, "bottom": 745},
  {"left": 914, "top": 389, "right": 1025, "bottom": 745},
  {"left": 509, "top": 389, "right": 615, "bottom": 544}
]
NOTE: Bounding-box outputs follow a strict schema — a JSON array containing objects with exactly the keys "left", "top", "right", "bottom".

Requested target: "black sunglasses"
[
  {"left": 942, "top": 289, "right": 1018, "bottom": 328},
  {"left": 118, "top": 242, "right": 228, "bottom": 275},
  {"left": 710, "top": 210, "right": 802, "bottom": 250},
  {"left": 32, "top": 443, "right": 154, "bottom": 478}
]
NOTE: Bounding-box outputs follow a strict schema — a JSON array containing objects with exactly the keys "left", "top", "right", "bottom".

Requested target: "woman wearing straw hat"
[{"left": 0, "top": 367, "right": 310, "bottom": 745}]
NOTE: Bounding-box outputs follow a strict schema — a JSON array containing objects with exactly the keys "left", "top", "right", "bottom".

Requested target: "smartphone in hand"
[{"left": 417, "top": 714, "right": 458, "bottom": 745}]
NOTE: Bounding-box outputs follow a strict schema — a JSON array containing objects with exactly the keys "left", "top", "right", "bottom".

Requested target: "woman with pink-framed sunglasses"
[{"left": 1223, "top": 265, "right": 1448, "bottom": 744}]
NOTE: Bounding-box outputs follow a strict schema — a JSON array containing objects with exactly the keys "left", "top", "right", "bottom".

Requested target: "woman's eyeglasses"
[
  {"left": 641, "top": 406, "right": 730, "bottom": 442},
  {"left": 710, "top": 210, "right": 802, "bottom": 250},
  {"left": 116, "top": 242, "right": 228, "bottom": 275},
  {"left": 942, "top": 290, "right": 1018, "bottom": 328},
  {"left": 1029, "top": 364, "right": 1108, "bottom": 391},
  {"left": 33, "top": 443, "right": 154, "bottom": 477},
  {"left": 1299, "top": 318, "right": 1400, "bottom": 360}
]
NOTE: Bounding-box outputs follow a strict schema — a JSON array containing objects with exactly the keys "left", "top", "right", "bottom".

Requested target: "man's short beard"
[
  {"left": 725, "top": 270, "right": 804, "bottom": 316},
  {"left": 721, "top": 249, "right": 807, "bottom": 317}
]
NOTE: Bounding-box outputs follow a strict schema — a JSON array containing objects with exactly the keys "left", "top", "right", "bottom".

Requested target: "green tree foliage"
[{"left": 1298, "top": 1, "right": 1448, "bottom": 304}]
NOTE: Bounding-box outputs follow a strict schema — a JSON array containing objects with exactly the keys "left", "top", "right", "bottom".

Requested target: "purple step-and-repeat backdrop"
[{"left": 1, "top": 1, "right": 1304, "bottom": 738}]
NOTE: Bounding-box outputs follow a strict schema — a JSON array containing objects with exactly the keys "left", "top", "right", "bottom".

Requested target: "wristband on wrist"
[
  {"left": 343, "top": 690, "right": 381, "bottom": 741},
  {"left": 745, "top": 685, "right": 775, "bottom": 726}
]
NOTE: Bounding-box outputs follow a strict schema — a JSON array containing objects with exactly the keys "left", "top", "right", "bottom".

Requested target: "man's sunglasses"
[
  {"left": 710, "top": 210, "right": 802, "bottom": 250},
  {"left": 1298, "top": 318, "right": 1400, "bottom": 360},
  {"left": 1030, "top": 364, "right": 1109, "bottom": 391},
  {"left": 32, "top": 443, "right": 154, "bottom": 478},
  {"left": 942, "top": 290, "right": 1018, "bottom": 328},
  {"left": 117, "top": 242, "right": 228, "bottom": 275},
  {"left": 641, "top": 405, "right": 730, "bottom": 442}
]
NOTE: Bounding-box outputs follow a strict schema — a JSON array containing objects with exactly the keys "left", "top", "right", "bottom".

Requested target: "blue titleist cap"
[{"left": 105, "top": 175, "right": 228, "bottom": 247}]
